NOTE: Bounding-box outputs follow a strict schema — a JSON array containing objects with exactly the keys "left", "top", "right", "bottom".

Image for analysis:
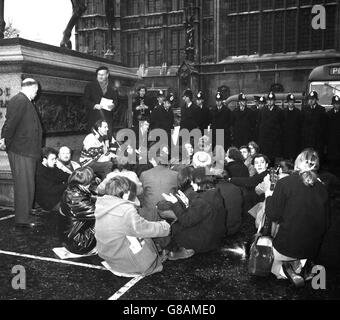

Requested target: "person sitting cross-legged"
[
  {"left": 161, "top": 167, "right": 226, "bottom": 260},
  {"left": 79, "top": 120, "right": 115, "bottom": 180},
  {"left": 94, "top": 176, "right": 170, "bottom": 277},
  {"left": 35, "top": 147, "right": 70, "bottom": 212}
]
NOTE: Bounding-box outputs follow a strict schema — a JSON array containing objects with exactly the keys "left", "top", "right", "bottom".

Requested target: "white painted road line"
[
  {"left": 108, "top": 275, "right": 145, "bottom": 300},
  {"left": 0, "top": 214, "right": 15, "bottom": 221},
  {"left": 0, "top": 250, "right": 108, "bottom": 271}
]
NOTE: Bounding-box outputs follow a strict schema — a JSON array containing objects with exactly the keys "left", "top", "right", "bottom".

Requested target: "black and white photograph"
[{"left": 0, "top": 0, "right": 340, "bottom": 307}]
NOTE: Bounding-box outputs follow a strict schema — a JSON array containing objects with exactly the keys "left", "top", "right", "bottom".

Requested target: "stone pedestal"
[{"left": 0, "top": 38, "right": 137, "bottom": 206}]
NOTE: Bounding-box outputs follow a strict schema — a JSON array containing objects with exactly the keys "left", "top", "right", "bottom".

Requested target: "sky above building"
[{"left": 4, "top": 0, "right": 75, "bottom": 47}]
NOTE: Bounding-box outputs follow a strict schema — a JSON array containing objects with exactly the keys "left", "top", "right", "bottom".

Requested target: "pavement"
[{"left": 0, "top": 207, "right": 340, "bottom": 301}]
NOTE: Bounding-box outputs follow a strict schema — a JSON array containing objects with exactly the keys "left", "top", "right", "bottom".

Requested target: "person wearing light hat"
[
  {"left": 150, "top": 92, "right": 174, "bottom": 146},
  {"left": 209, "top": 91, "right": 232, "bottom": 150},
  {"left": 192, "top": 151, "right": 212, "bottom": 168},
  {"left": 258, "top": 91, "right": 284, "bottom": 165},
  {"left": 282, "top": 93, "right": 302, "bottom": 161},
  {"left": 326, "top": 95, "right": 340, "bottom": 175},
  {"left": 180, "top": 88, "right": 201, "bottom": 132},
  {"left": 232, "top": 92, "right": 256, "bottom": 147},
  {"left": 301, "top": 90, "right": 327, "bottom": 158},
  {"left": 196, "top": 90, "right": 211, "bottom": 135}
]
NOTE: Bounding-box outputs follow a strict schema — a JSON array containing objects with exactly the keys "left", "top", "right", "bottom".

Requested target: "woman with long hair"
[{"left": 263, "top": 148, "right": 329, "bottom": 287}]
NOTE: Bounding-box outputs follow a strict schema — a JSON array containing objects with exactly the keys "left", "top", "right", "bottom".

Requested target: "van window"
[{"left": 310, "top": 81, "right": 340, "bottom": 106}]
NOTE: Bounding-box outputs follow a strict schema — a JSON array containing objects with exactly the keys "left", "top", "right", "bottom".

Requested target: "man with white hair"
[{"left": 1, "top": 78, "right": 43, "bottom": 228}]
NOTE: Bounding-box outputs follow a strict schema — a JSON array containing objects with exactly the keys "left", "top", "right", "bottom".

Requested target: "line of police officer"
[{"left": 132, "top": 86, "right": 340, "bottom": 170}]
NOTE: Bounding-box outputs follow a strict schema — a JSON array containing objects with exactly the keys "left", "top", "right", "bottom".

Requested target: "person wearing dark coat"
[
  {"left": 282, "top": 94, "right": 302, "bottom": 161},
  {"left": 326, "top": 95, "right": 340, "bottom": 177},
  {"left": 150, "top": 92, "right": 174, "bottom": 146},
  {"left": 83, "top": 66, "right": 119, "bottom": 139},
  {"left": 58, "top": 167, "right": 97, "bottom": 255},
  {"left": 216, "top": 176, "right": 243, "bottom": 236},
  {"left": 210, "top": 92, "right": 232, "bottom": 150},
  {"left": 1, "top": 78, "right": 43, "bottom": 227},
  {"left": 258, "top": 92, "right": 284, "bottom": 165},
  {"left": 264, "top": 149, "right": 329, "bottom": 286},
  {"left": 180, "top": 89, "right": 201, "bottom": 132},
  {"left": 224, "top": 147, "right": 249, "bottom": 178},
  {"left": 232, "top": 93, "right": 256, "bottom": 148},
  {"left": 35, "top": 148, "right": 70, "bottom": 211},
  {"left": 301, "top": 91, "right": 327, "bottom": 160},
  {"left": 162, "top": 167, "right": 226, "bottom": 259},
  {"left": 251, "top": 96, "right": 266, "bottom": 142},
  {"left": 132, "top": 86, "right": 154, "bottom": 127},
  {"left": 196, "top": 91, "right": 211, "bottom": 135},
  {"left": 229, "top": 154, "right": 269, "bottom": 212}
]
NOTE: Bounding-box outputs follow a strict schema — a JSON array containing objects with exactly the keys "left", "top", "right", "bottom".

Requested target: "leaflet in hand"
[{"left": 100, "top": 97, "right": 114, "bottom": 111}]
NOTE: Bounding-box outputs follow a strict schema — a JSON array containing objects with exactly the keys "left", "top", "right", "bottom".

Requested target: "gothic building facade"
[{"left": 76, "top": 0, "right": 340, "bottom": 104}]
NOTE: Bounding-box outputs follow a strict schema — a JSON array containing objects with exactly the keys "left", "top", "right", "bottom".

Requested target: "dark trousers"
[
  {"left": 8, "top": 152, "right": 37, "bottom": 224},
  {"left": 88, "top": 161, "right": 113, "bottom": 180}
]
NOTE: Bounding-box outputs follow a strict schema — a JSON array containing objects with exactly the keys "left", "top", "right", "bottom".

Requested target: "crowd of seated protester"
[{"left": 30, "top": 120, "right": 340, "bottom": 283}]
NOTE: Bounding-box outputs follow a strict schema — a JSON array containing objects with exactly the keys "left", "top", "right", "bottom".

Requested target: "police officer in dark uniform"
[
  {"left": 252, "top": 95, "right": 266, "bottom": 142},
  {"left": 282, "top": 93, "right": 302, "bottom": 161},
  {"left": 210, "top": 91, "right": 232, "bottom": 150},
  {"left": 180, "top": 88, "right": 201, "bottom": 132},
  {"left": 196, "top": 90, "right": 211, "bottom": 135},
  {"left": 326, "top": 95, "right": 340, "bottom": 176},
  {"left": 231, "top": 93, "right": 256, "bottom": 148},
  {"left": 301, "top": 91, "right": 327, "bottom": 160},
  {"left": 132, "top": 86, "right": 153, "bottom": 127},
  {"left": 150, "top": 91, "right": 175, "bottom": 146},
  {"left": 258, "top": 91, "right": 284, "bottom": 165}
]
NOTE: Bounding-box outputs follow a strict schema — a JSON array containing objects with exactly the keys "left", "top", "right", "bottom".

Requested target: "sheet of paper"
[
  {"left": 52, "top": 247, "right": 97, "bottom": 260},
  {"left": 100, "top": 97, "right": 114, "bottom": 111}
]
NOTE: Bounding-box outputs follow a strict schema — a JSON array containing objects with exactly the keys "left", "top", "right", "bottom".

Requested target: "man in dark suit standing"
[
  {"left": 301, "top": 91, "right": 327, "bottom": 161},
  {"left": 83, "top": 66, "right": 119, "bottom": 139},
  {"left": 282, "top": 93, "right": 302, "bottom": 161},
  {"left": 150, "top": 92, "right": 175, "bottom": 147},
  {"left": 180, "top": 89, "right": 201, "bottom": 132},
  {"left": 258, "top": 92, "right": 284, "bottom": 165},
  {"left": 326, "top": 95, "right": 340, "bottom": 177},
  {"left": 1, "top": 78, "right": 43, "bottom": 228},
  {"left": 196, "top": 91, "right": 211, "bottom": 136},
  {"left": 210, "top": 91, "right": 232, "bottom": 151},
  {"left": 232, "top": 93, "right": 256, "bottom": 148}
]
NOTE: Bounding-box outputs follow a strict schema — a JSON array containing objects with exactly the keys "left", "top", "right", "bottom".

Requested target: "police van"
[{"left": 307, "top": 63, "right": 340, "bottom": 111}]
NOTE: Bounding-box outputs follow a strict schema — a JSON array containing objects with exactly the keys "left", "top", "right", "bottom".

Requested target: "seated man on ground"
[
  {"left": 58, "top": 167, "right": 97, "bottom": 255},
  {"left": 56, "top": 146, "right": 81, "bottom": 174},
  {"left": 139, "top": 146, "right": 178, "bottom": 222},
  {"left": 94, "top": 176, "right": 170, "bottom": 277},
  {"left": 161, "top": 167, "right": 226, "bottom": 260},
  {"left": 240, "top": 145, "right": 256, "bottom": 176},
  {"left": 225, "top": 147, "right": 250, "bottom": 178},
  {"left": 79, "top": 120, "right": 115, "bottom": 180},
  {"left": 35, "top": 147, "right": 70, "bottom": 211},
  {"left": 96, "top": 154, "right": 143, "bottom": 196}
]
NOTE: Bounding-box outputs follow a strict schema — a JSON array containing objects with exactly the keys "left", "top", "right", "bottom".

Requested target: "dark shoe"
[
  {"left": 282, "top": 262, "right": 305, "bottom": 288},
  {"left": 301, "top": 260, "right": 315, "bottom": 281},
  {"left": 168, "top": 247, "right": 195, "bottom": 261},
  {"left": 15, "top": 222, "right": 42, "bottom": 229}
]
